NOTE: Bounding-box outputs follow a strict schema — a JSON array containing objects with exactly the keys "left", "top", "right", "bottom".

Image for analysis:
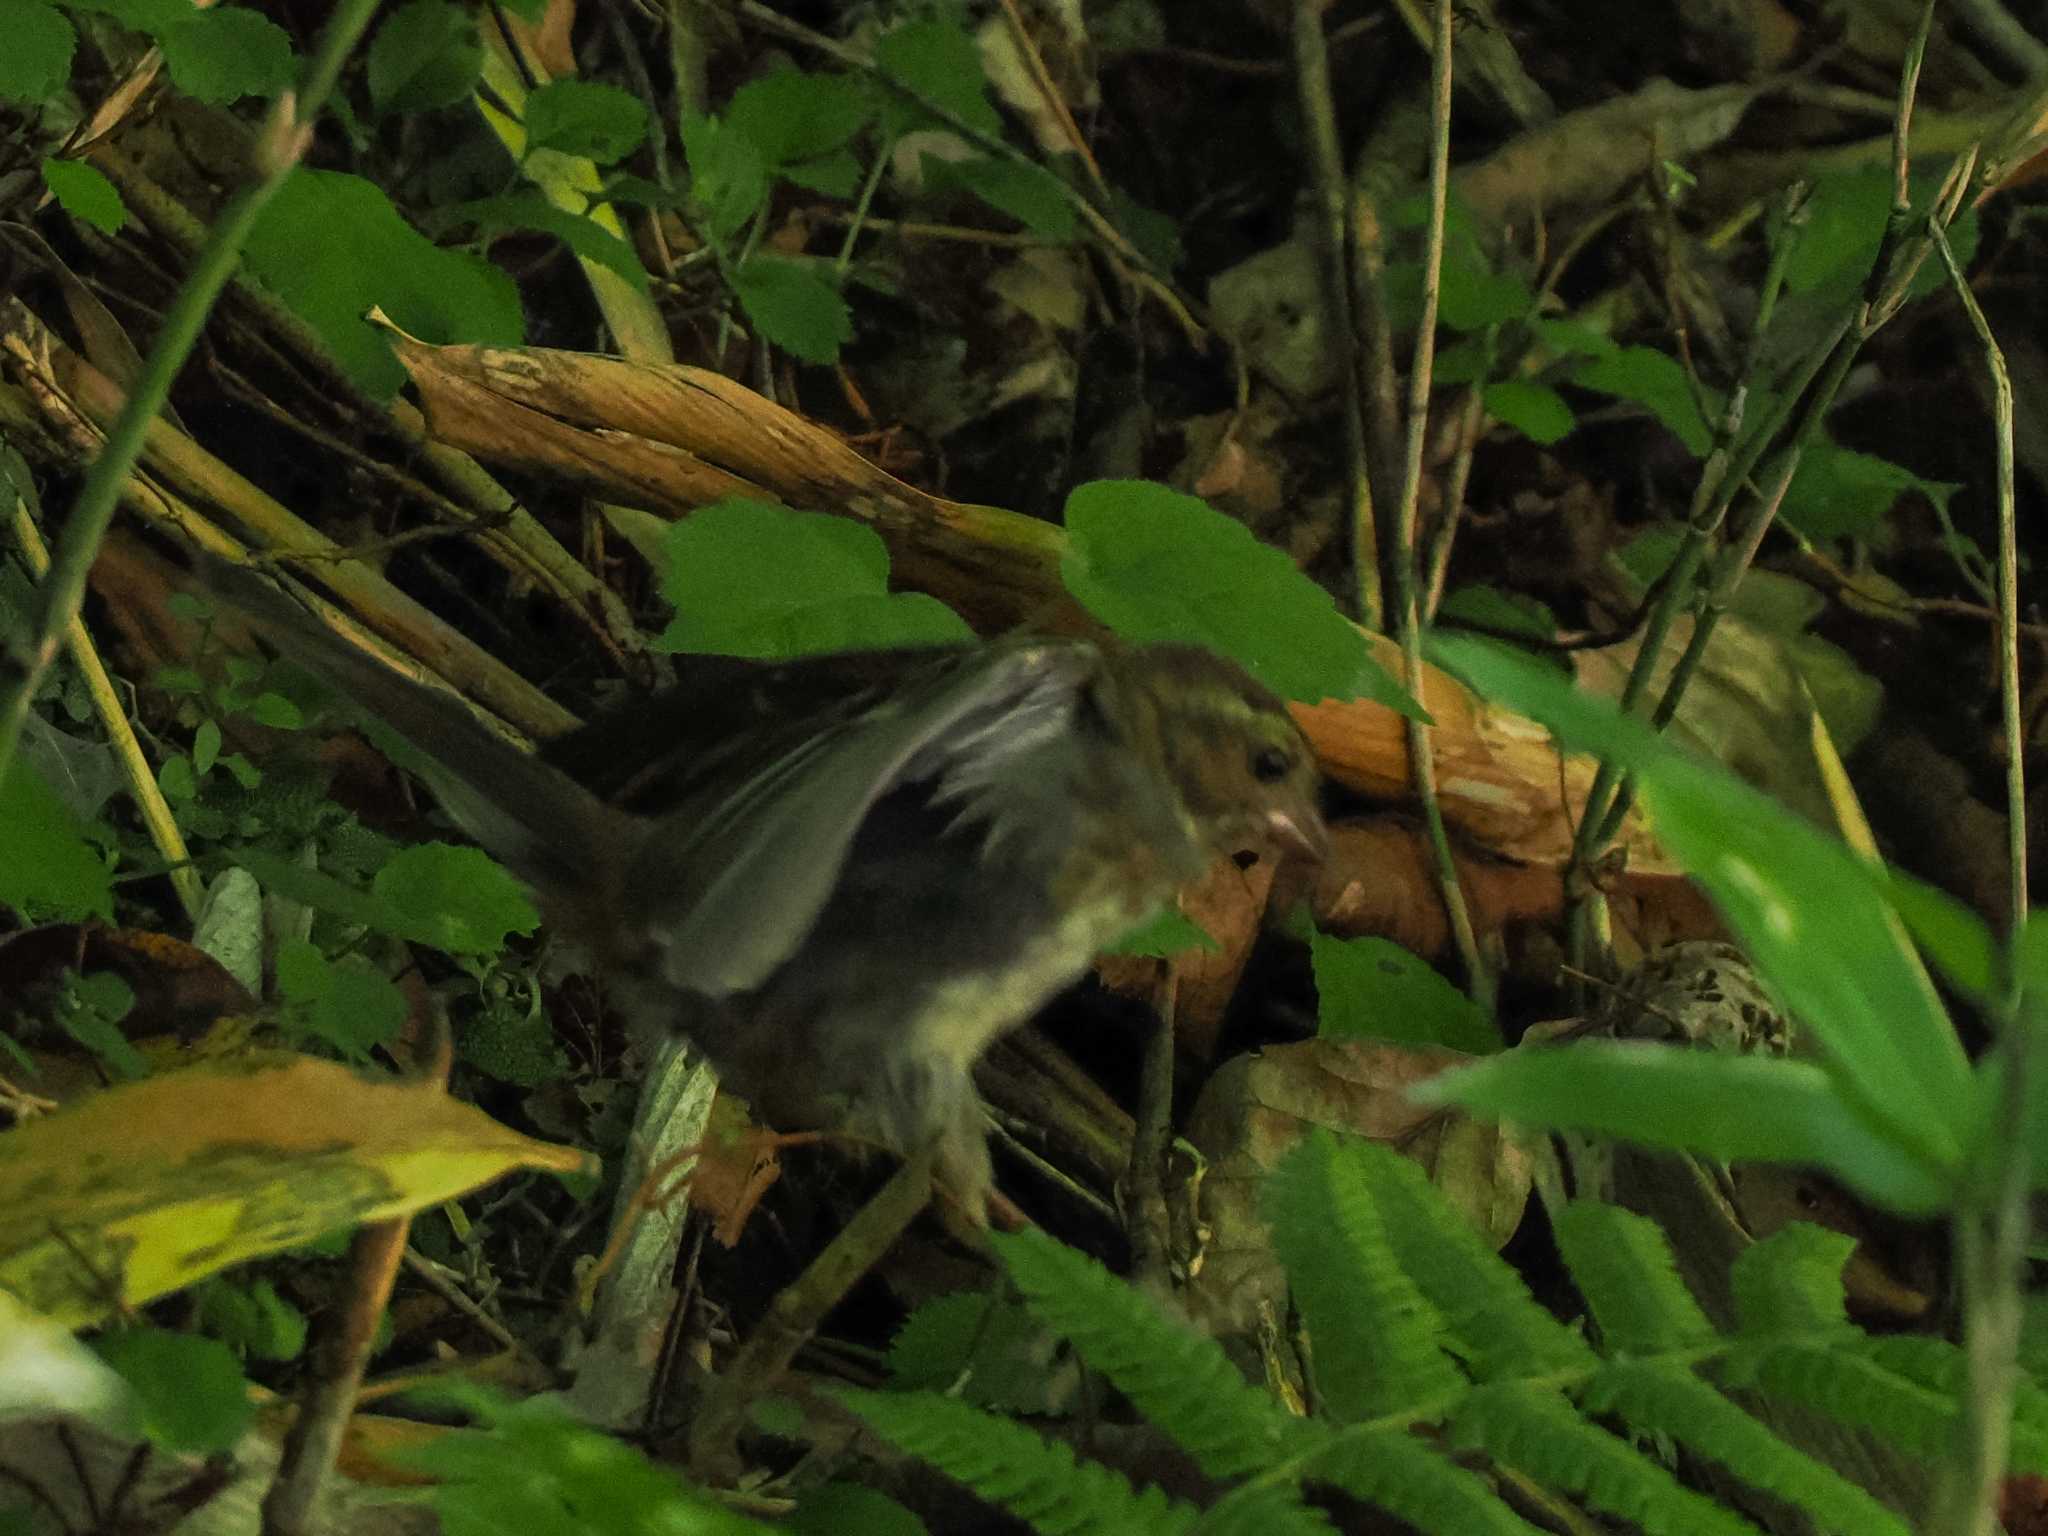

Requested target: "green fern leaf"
[
  {"left": 1732, "top": 1223, "right": 1855, "bottom": 1334},
  {"left": 1264, "top": 1132, "right": 1463, "bottom": 1420},
  {"left": 1855, "top": 1335, "right": 2048, "bottom": 1473},
  {"left": 1584, "top": 1360, "right": 1910, "bottom": 1536},
  {"left": 1181, "top": 1482, "right": 1336, "bottom": 1536},
  {"left": 1450, "top": 1381, "right": 1764, "bottom": 1536},
  {"left": 1311, "top": 1425, "right": 1544, "bottom": 1535},
  {"left": 992, "top": 1229, "right": 1311, "bottom": 1480},
  {"left": 833, "top": 1387, "right": 1197, "bottom": 1536},
  {"left": 1363, "top": 1137, "right": 1594, "bottom": 1380},
  {"left": 1553, "top": 1202, "right": 1714, "bottom": 1355},
  {"left": 1720, "top": 1344, "right": 1957, "bottom": 1459}
]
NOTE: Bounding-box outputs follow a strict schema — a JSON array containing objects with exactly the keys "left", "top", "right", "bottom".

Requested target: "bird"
[{"left": 199, "top": 559, "right": 1327, "bottom": 1215}]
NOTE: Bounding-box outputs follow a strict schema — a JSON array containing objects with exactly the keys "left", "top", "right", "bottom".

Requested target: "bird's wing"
[
  {"left": 194, "top": 555, "right": 634, "bottom": 904},
  {"left": 630, "top": 640, "right": 1099, "bottom": 997}
]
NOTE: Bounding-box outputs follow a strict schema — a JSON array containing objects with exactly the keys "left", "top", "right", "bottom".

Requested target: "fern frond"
[
  {"left": 1450, "top": 1382, "right": 1764, "bottom": 1536},
  {"left": 1584, "top": 1359, "right": 1910, "bottom": 1536},
  {"left": 1718, "top": 1343, "right": 1957, "bottom": 1459},
  {"left": 1264, "top": 1131, "right": 1463, "bottom": 1420},
  {"left": 1731, "top": 1223, "right": 1855, "bottom": 1334},
  {"left": 1855, "top": 1335, "right": 2048, "bottom": 1473},
  {"left": 1310, "top": 1425, "right": 1544, "bottom": 1536},
  {"left": 1361, "top": 1136, "right": 1595, "bottom": 1380},
  {"left": 992, "top": 1228, "right": 1310, "bottom": 1480},
  {"left": 1182, "top": 1482, "right": 1336, "bottom": 1536},
  {"left": 833, "top": 1387, "right": 1197, "bottom": 1536},
  {"left": 1552, "top": 1202, "right": 1714, "bottom": 1355}
]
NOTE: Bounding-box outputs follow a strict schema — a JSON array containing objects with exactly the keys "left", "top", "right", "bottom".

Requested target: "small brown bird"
[{"left": 207, "top": 565, "right": 1326, "bottom": 1211}]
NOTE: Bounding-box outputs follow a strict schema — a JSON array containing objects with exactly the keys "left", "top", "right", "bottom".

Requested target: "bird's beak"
[{"left": 1266, "top": 803, "right": 1328, "bottom": 862}]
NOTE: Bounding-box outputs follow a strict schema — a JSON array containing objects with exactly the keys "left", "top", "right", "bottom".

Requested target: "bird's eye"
[{"left": 1251, "top": 745, "right": 1294, "bottom": 783}]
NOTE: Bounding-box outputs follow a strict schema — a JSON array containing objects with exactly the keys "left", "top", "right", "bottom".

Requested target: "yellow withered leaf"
[{"left": 0, "top": 1053, "right": 597, "bottom": 1327}]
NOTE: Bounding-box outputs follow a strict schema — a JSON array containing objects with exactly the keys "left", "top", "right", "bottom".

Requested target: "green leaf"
[
  {"left": 788, "top": 1484, "right": 928, "bottom": 1536},
  {"left": 875, "top": 17, "right": 1001, "bottom": 137},
  {"left": 1778, "top": 437, "right": 1958, "bottom": 543},
  {"left": 523, "top": 78, "right": 647, "bottom": 164},
  {"left": 58, "top": 972, "right": 145, "bottom": 1081},
  {"left": 1778, "top": 166, "right": 1974, "bottom": 303},
  {"left": 1428, "top": 634, "right": 1973, "bottom": 1192},
  {"left": 41, "top": 158, "right": 126, "bottom": 234},
  {"left": 1107, "top": 187, "right": 1182, "bottom": 271},
  {"left": 460, "top": 997, "right": 567, "bottom": 1089},
  {"left": 96, "top": 1328, "right": 254, "bottom": 1454},
  {"left": 888, "top": 1292, "right": 1069, "bottom": 1414},
  {"left": 731, "top": 257, "right": 853, "bottom": 364},
  {"left": 373, "top": 842, "right": 540, "bottom": 957},
  {"left": 1573, "top": 346, "right": 1711, "bottom": 456},
  {"left": 1061, "top": 479, "right": 1424, "bottom": 714},
  {"left": 1104, "top": 907, "right": 1220, "bottom": 957},
  {"left": 366, "top": 0, "right": 482, "bottom": 114},
  {"left": 1416, "top": 1041, "right": 1953, "bottom": 1215},
  {"left": 656, "top": 498, "right": 973, "bottom": 658},
  {"left": 0, "top": 757, "right": 113, "bottom": 921},
  {"left": 1440, "top": 264, "right": 1535, "bottom": 332},
  {"left": 1483, "top": 379, "right": 1573, "bottom": 444},
  {"left": 0, "top": 1, "right": 72, "bottom": 102},
  {"left": 276, "top": 939, "right": 406, "bottom": 1059},
  {"left": 1436, "top": 586, "right": 1560, "bottom": 651},
  {"left": 1312, "top": 932, "right": 1501, "bottom": 1053},
  {"left": 244, "top": 169, "right": 524, "bottom": 399},
  {"left": 434, "top": 192, "right": 649, "bottom": 291},
  {"left": 941, "top": 156, "right": 1077, "bottom": 241},
  {"left": 157, "top": 753, "right": 196, "bottom": 800},
  {"left": 1732, "top": 1222, "right": 1854, "bottom": 1334},
  {"left": 1552, "top": 1202, "right": 1713, "bottom": 1354},
  {"left": 724, "top": 67, "right": 871, "bottom": 169},
  {"left": 242, "top": 690, "right": 304, "bottom": 729},
  {"left": 192, "top": 718, "right": 221, "bottom": 776},
  {"left": 157, "top": 7, "right": 295, "bottom": 103},
  {"left": 197, "top": 1278, "right": 309, "bottom": 1362},
  {"left": 681, "top": 113, "right": 769, "bottom": 243}
]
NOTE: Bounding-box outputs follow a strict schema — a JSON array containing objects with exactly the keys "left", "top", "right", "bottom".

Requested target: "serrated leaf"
[
  {"left": 888, "top": 1291, "right": 1068, "bottom": 1414},
  {"left": 245, "top": 169, "right": 523, "bottom": 399},
  {"left": 158, "top": 7, "right": 295, "bottom": 103},
  {"left": 41, "top": 158, "right": 126, "bottom": 234},
  {"left": 682, "top": 113, "right": 769, "bottom": 243},
  {"left": 724, "top": 67, "right": 870, "bottom": 168},
  {"left": 276, "top": 939, "right": 406, "bottom": 1059},
  {"left": 732, "top": 256, "right": 853, "bottom": 364},
  {"left": 1574, "top": 346, "right": 1711, "bottom": 456},
  {"left": 436, "top": 192, "right": 649, "bottom": 291},
  {"left": 1483, "top": 379, "right": 1573, "bottom": 444},
  {"left": 366, "top": 0, "right": 481, "bottom": 114},
  {"left": 942, "top": 156, "right": 1077, "bottom": 241},
  {"left": 1060, "top": 479, "right": 1424, "bottom": 714},
  {"left": 657, "top": 498, "right": 973, "bottom": 658},
  {"left": 0, "top": 1, "right": 73, "bottom": 102},
  {"left": 1312, "top": 932, "right": 1501, "bottom": 1053},
  {"left": 524, "top": 78, "right": 646, "bottom": 164},
  {"left": 96, "top": 1328, "right": 253, "bottom": 1454},
  {"left": 373, "top": 842, "right": 540, "bottom": 957},
  {"left": 1778, "top": 437, "right": 1957, "bottom": 543},
  {"left": 875, "top": 17, "right": 1001, "bottom": 136},
  {"left": 0, "top": 756, "right": 113, "bottom": 921},
  {"left": 0, "top": 1054, "right": 592, "bottom": 1327}
]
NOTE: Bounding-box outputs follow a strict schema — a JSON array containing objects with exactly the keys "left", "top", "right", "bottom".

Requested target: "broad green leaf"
[
  {"left": 789, "top": 1485, "right": 927, "bottom": 1536},
  {"left": 1483, "top": 379, "right": 1573, "bottom": 444},
  {"left": 373, "top": 842, "right": 540, "bottom": 957},
  {"left": 522, "top": 78, "right": 647, "bottom": 164},
  {"left": 1428, "top": 634, "right": 1974, "bottom": 1184},
  {"left": 192, "top": 718, "right": 221, "bottom": 776},
  {"left": 1780, "top": 166, "right": 1976, "bottom": 303},
  {"left": 0, "top": 756, "right": 113, "bottom": 921},
  {"left": 681, "top": 113, "right": 769, "bottom": 243},
  {"left": 1105, "top": 907, "right": 1221, "bottom": 957},
  {"left": 366, "top": 0, "right": 481, "bottom": 114},
  {"left": 244, "top": 170, "right": 523, "bottom": 399},
  {"left": 1436, "top": 585, "right": 1560, "bottom": 651},
  {"left": 1441, "top": 264, "right": 1535, "bottom": 332},
  {"left": 1778, "top": 437, "right": 1958, "bottom": 542},
  {"left": 434, "top": 192, "right": 649, "bottom": 291},
  {"left": 0, "top": 1, "right": 72, "bottom": 102},
  {"left": 657, "top": 498, "right": 973, "bottom": 657},
  {"left": 942, "top": 156, "right": 1077, "bottom": 241},
  {"left": 731, "top": 257, "right": 853, "bottom": 364},
  {"left": 724, "top": 67, "right": 870, "bottom": 168},
  {"left": 276, "top": 939, "right": 406, "bottom": 1058},
  {"left": 41, "top": 158, "right": 125, "bottom": 234},
  {"left": 1061, "top": 479, "right": 1424, "bottom": 714},
  {"left": 157, "top": 7, "right": 294, "bottom": 103},
  {"left": 1418, "top": 1043, "right": 1953, "bottom": 1214},
  {"left": 1313, "top": 932, "right": 1502, "bottom": 1053},
  {"left": 57, "top": 972, "right": 144, "bottom": 1081},
  {"left": 197, "top": 1276, "right": 309, "bottom": 1362},
  {"left": 875, "top": 17, "right": 1001, "bottom": 136},
  {"left": 1885, "top": 870, "right": 1997, "bottom": 1005},
  {"left": 1108, "top": 187, "right": 1181, "bottom": 271},
  {"left": 1574, "top": 346, "right": 1711, "bottom": 456},
  {"left": 0, "top": 1054, "right": 593, "bottom": 1327},
  {"left": 96, "top": 1328, "right": 253, "bottom": 1454}
]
